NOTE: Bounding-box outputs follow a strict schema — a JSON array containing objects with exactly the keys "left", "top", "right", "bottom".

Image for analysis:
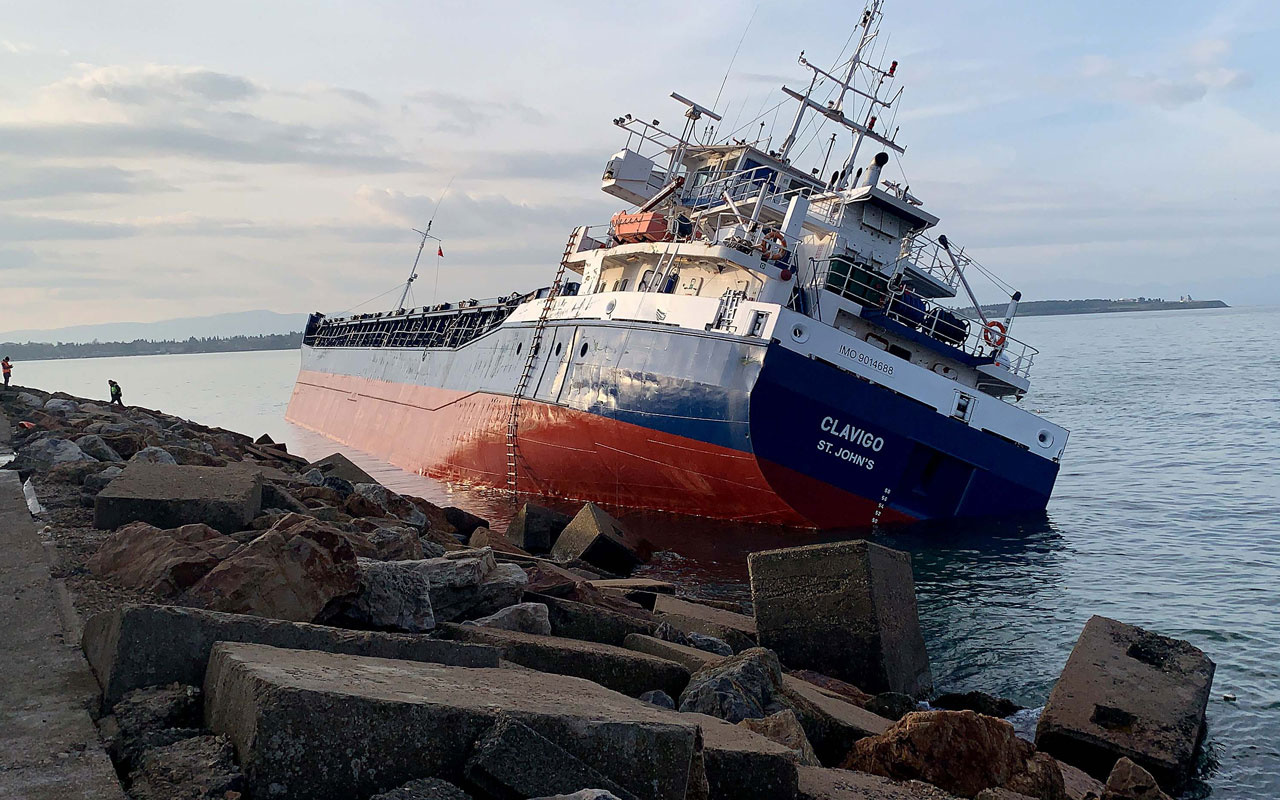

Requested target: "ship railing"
[
  {"left": 888, "top": 232, "right": 965, "bottom": 292},
  {"left": 681, "top": 167, "right": 815, "bottom": 217},
  {"left": 305, "top": 298, "right": 521, "bottom": 351},
  {"left": 816, "top": 258, "right": 1038, "bottom": 379}
]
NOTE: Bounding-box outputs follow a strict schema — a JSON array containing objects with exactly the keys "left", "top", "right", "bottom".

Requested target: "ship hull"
[{"left": 287, "top": 320, "right": 1056, "bottom": 528}]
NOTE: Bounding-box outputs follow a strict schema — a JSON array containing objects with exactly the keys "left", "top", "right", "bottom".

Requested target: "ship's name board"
[
  {"left": 837, "top": 343, "right": 894, "bottom": 376},
  {"left": 817, "top": 416, "right": 884, "bottom": 471}
]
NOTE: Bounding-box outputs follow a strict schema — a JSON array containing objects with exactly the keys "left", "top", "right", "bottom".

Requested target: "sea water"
[{"left": 13, "top": 304, "right": 1279, "bottom": 797}]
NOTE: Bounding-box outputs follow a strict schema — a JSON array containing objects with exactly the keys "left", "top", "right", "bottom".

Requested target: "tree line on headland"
[{"left": 0, "top": 332, "right": 303, "bottom": 361}]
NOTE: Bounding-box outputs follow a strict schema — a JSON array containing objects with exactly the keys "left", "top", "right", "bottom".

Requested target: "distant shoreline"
[
  {"left": 0, "top": 332, "right": 302, "bottom": 362},
  {"left": 962, "top": 299, "right": 1229, "bottom": 318}
]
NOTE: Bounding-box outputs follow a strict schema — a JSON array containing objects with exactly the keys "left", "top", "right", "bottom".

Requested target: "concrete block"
[
  {"left": 780, "top": 675, "right": 893, "bottom": 767},
  {"left": 203, "top": 642, "right": 699, "bottom": 800},
  {"left": 82, "top": 604, "right": 500, "bottom": 705},
  {"left": 551, "top": 503, "right": 651, "bottom": 576},
  {"left": 652, "top": 595, "right": 757, "bottom": 653},
  {"left": 531, "top": 592, "right": 657, "bottom": 646},
  {"left": 505, "top": 502, "right": 572, "bottom": 553},
  {"left": 1035, "top": 616, "right": 1215, "bottom": 789},
  {"left": 94, "top": 463, "right": 262, "bottom": 534},
  {"left": 439, "top": 623, "right": 690, "bottom": 698},
  {"left": 685, "top": 712, "right": 799, "bottom": 799},
  {"left": 749, "top": 540, "right": 932, "bottom": 696},
  {"left": 623, "top": 633, "right": 727, "bottom": 673}
]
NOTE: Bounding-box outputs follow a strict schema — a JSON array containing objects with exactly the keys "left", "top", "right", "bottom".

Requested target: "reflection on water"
[{"left": 14, "top": 306, "right": 1280, "bottom": 798}]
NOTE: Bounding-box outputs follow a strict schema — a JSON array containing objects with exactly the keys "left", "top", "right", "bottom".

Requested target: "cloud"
[
  {"left": 0, "top": 164, "right": 173, "bottom": 200},
  {"left": 408, "top": 89, "right": 545, "bottom": 134},
  {"left": 1075, "top": 38, "right": 1251, "bottom": 109},
  {"left": 54, "top": 64, "right": 262, "bottom": 105},
  {"left": 1, "top": 39, "right": 37, "bottom": 54}
]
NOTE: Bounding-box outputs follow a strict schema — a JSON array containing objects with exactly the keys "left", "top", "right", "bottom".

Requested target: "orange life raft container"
[{"left": 611, "top": 211, "right": 669, "bottom": 243}]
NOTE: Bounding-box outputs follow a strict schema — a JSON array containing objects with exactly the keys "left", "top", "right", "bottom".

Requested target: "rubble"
[
  {"left": 463, "top": 716, "right": 639, "bottom": 800},
  {"left": 652, "top": 594, "right": 757, "bottom": 653},
  {"left": 126, "top": 734, "right": 244, "bottom": 800}
]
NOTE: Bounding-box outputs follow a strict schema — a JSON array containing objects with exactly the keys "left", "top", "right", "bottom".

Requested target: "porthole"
[
  {"left": 555, "top": 342, "right": 563, "bottom": 357},
  {"left": 1037, "top": 429, "right": 1054, "bottom": 448},
  {"left": 516, "top": 342, "right": 523, "bottom": 355},
  {"left": 580, "top": 342, "right": 589, "bottom": 357},
  {"left": 790, "top": 323, "right": 809, "bottom": 343}
]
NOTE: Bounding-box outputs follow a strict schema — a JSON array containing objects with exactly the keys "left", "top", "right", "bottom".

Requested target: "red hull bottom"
[{"left": 286, "top": 370, "right": 909, "bottom": 528}]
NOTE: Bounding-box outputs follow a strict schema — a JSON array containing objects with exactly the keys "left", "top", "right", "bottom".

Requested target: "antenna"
[{"left": 395, "top": 178, "right": 453, "bottom": 312}]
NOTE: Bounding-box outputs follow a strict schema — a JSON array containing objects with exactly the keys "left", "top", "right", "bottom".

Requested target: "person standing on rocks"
[
  {"left": 108, "top": 379, "right": 125, "bottom": 407},
  {"left": 1, "top": 356, "right": 11, "bottom": 387}
]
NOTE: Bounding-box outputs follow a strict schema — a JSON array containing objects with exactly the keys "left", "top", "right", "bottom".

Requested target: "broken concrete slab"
[
  {"left": 588, "top": 578, "right": 677, "bottom": 611},
  {"left": 530, "top": 591, "right": 657, "bottom": 646},
  {"left": 796, "top": 766, "right": 961, "bottom": 799},
  {"left": 203, "top": 642, "right": 699, "bottom": 800},
  {"left": 749, "top": 540, "right": 932, "bottom": 697},
  {"left": 652, "top": 594, "right": 757, "bottom": 653},
  {"left": 550, "top": 503, "right": 651, "bottom": 576},
  {"left": 93, "top": 462, "right": 262, "bottom": 533},
  {"left": 82, "top": 603, "right": 500, "bottom": 705},
  {"left": 685, "top": 712, "right": 800, "bottom": 800},
  {"left": 1035, "top": 615, "right": 1215, "bottom": 790},
  {"left": 307, "top": 452, "right": 376, "bottom": 485},
  {"left": 463, "top": 716, "right": 639, "bottom": 800},
  {"left": 781, "top": 674, "right": 893, "bottom": 767},
  {"left": 623, "top": 633, "right": 727, "bottom": 673},
  {"left": 506, "top": 502, "right": 572, "bottom": 553},
  {"left": 440, "top": 623, "right": 690, "bottom": 699}
]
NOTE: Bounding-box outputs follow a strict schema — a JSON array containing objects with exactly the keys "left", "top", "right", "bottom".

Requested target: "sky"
[{"left": 1, "top": 0, "right": 1278, "bottom": 332}]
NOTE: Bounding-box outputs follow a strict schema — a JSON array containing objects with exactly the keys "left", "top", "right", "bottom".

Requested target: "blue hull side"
[{"left": 747, "top": 344, "right": 1059, "bottom": 524}]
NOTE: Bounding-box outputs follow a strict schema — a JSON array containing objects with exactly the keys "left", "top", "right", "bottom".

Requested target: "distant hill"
[
  {"left": 0, "top": 310, "right": 307, "bottom": 345},
  {"left": 959, "top": 298, "right": 1229, "bottom": 318},
  {"left": 2, "top": 333, "right": 302, "bottom": 361}
]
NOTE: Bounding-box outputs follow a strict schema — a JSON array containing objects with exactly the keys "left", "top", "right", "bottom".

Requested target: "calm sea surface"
[{"left": 14, "top": 305, "right": 1279, "bottom": 797}]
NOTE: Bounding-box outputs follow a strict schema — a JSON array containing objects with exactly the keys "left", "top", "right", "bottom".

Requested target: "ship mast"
[
  {"left": 776, "top": 0, "right": 904, "bottom": 189},
  {"left": 395, "top": 222, "right": 439, "bottom": 312}
]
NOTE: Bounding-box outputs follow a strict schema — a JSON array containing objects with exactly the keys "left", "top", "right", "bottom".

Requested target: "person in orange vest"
[{"left": 1, "top": 356, "right": 11, "bottom": 387}]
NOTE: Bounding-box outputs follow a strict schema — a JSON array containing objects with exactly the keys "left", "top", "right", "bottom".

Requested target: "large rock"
[
  {"left": 204, "top": 642, "right": 700, "bottom": 800},
  {"left": 440, "top": 623, "right": 690, "bottom": 698},
  {"left": 18, "top": 437, "right": 97, "bottom": 469},
  {"left": 780, "top": 675, "right": 893, "bottom": 768},
  {"left": 348, "top": 483, "right": 428, "bottom": 528},
  {"left": 551, "top": 503, "right": 651, "bottom": 575},
  {"left": 130, "top": 446, "right": 179, "bottom": 465},
  {"left": 74, "top": 433, "right": 125, "bottom": 463},
  {"left": 183, "top": 514, "right": 359, "bottom": 621},
  {"left": 43, "top": 397, "right": 81, "bottom": 413},
  {"left": 87, "top": 521, "right": 240, "bottom": 598},
  {"left": 84, "top": 465, "right": 125, "bottom": 494},
  {"left": 443, "top": 506, "right": 490, "bottom": 537},
  {"left": 431, "top": 553, "right": 527, "bottom": 623},
  {"left": 1035, "top": 616, "right": 1213, "bottom": 791},
  {"left": 506, "top": 502, "right": 573, "bottom": 553},
  {"left": 337, "top": 557, "right": 436, "bottom": 632},
  {"left": 364, "top": 522, "right": 426, "bottom": 560},
  {"left": 740, "top": 709, "right": 821, "bottom": 767},
  {"left": 1100, "top": 758, "right": 1171, "bottom": 800},
  {"left": 16, "top": 390, "right": 43, "bottom": 407},
  {"left": 534, "top": 592, "right": 657, "bottom": 646},
  {"left": 466, "top": 602, "right": 552, "bottom": 635},
  {"left": 464, "top": 716, "right": 639, "bottom": 800},
  {"left": 749, "top": 540, "right": 933, "bottom": 696},
  {"left": 845, "top": 710, "right": 1065, "bottom": 799},
  {"left": 82, "top": 603, "right": 500, "bottom": 705},
  {"left": 127, "top": 734, "right": 243, "bottom": 800},
  {"left": 653, "top": 595, "right": 757, "bottom": 653},
  {"left": 688, "top": 711, "right": 801, "bottom": 799},
  {"left": 94, "top": 462, "right": 262, "bottom": 533},
  {"left": 308, "top": 452, "right": 376, "bottom": 485}
]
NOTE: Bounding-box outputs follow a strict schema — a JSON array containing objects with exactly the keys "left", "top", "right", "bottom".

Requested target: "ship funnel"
[{"left": 858, "top": 152, "right": 890, "bottom": 189}]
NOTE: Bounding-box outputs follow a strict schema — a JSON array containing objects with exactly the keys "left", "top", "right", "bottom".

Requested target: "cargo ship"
[{"left": 286, "top": 1, "right": 1069, "bottom": 528}]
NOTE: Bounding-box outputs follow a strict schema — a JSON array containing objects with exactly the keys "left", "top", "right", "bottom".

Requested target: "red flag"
[{"left": 437, "top": 246, "right": 444, "bottom": 257}]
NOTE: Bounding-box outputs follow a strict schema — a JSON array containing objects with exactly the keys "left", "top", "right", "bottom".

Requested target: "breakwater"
[{"left": 0, "top": 382, "right": 1222, "bottom": 800}]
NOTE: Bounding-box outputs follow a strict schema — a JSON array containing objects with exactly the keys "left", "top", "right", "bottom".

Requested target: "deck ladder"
[{"left": 505, "top": 229, "right": 578, "bottom": 493}]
